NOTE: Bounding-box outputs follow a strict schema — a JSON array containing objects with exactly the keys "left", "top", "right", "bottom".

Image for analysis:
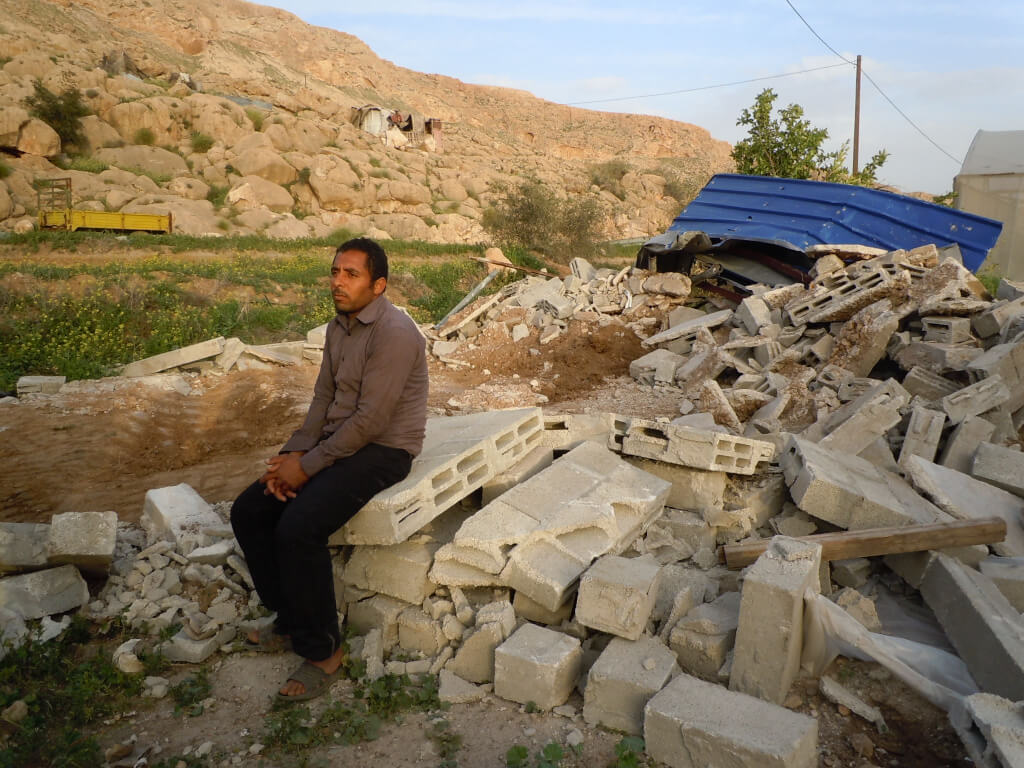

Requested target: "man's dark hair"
[{"left": 337, "top": 237, "right": 388, "bottom": 283}]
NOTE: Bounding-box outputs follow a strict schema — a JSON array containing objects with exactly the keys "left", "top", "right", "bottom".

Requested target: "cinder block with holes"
[
  {"left": 922, "top": 316, "right": 973, "bottom": 344},
  {"left": 335, "top": 408, "right": 544, "bottom": 545},
  {"left": 941, "top": 375, "right": 1010, "bottom": 425},
  {"left": 621, "top": 419, "right": 775, "bottom": 475}
]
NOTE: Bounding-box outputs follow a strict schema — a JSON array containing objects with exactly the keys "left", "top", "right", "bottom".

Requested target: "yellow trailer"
[{"left": 37, "top": 177, "right": 172, "bottom": 234}]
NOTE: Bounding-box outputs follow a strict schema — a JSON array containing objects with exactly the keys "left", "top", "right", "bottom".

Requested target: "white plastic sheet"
[{"left": 801, "top": 590, "right": 978, "bottom": 713}]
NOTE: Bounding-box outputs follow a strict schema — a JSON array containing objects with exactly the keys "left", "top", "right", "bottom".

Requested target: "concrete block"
[
  {"left": 0, "top": 565, "right": 89, "bottom": 619},
  {"left": 641, "top": 309, "right": 733, "bottom": 349},
  {"left": 622, "top": 419, "right": 775, "bottom": 476},
  {"left": 344, "top": 537, "right": 439, "bottom": 604},
  {"left": 397, "top": 607, "right": 446, "bottom": 656},
  {"left": 942, "top": 375, "right": 1011, "bottom": 425},
  {"left": 819, "top": 400, "right": 901, "bottom": 455},
  {"left": 583, "top": 636, "right": 679, "bottom": 735},
  {"left": 824, "top": 377, "right": 910, "bottom": 433},
  {"left": 831, "top": 557, "right": 871, "bottom": 588},
  {"left": 902, "top": 366, "right": 960, "bottom": 402},
  {"left": 939, "top": 416, "right": 996, "bottom": 474},
  {"left": 494, "top": 623, "right": 582, "bottom": 710},
  {"left": 513, "top": 590, "right": 573, "bottom": 625},
  {"left": 896, "top": 341, "right": 984, "bottom": 375},
  {"left": 782, "top": 436, "right": 935, "bottom": 531},
  {"left": 481, "top": 445, "right": 554, "bottom": 505},
  {"left": 922, "top": 316, "right": 973, "bottom": 344},
  {"left": 972, "top": 442, "right": 1024, "bottom": 497},
  {"left": 950, "top": 692, "right": 1024, "bottom": 768},
  {"left": 448, "top": 621, "right": 504, "bottom": 683},
  {"left": 537, "top": 413, "right": 610, "bottom": 453},
  {"left": 16, "top": 375, "right": 65, "bottom": 395},
  {"left": 736, "top": 296, "right": 771, "bottom": 335},
  {"left": 621, "top": 457, "right": 726, "bottom": 513},
  {"left": 346, "top": 595, "right": 410, "bottom": 651},
  {"left": 897, "top": 407, "right": 945, "bottom": 468},
  {"left": 160, "top": 625, "right": 235, "bottom": 664},
  {"left": 437, "top": 442, "right": 670, "bottom": 612},
  {"left": 337, "top": 408, "right": 545, "bottom": 545},
  {"left": 214, "top": 338, "right": 244, "bottom": 372},
  {"left": 644, "top": 673, "right": 818, "bottom": 768},
  {"left": 904, "top": 455, "right": 1024, "bottom": 556},
  {"left": 669, "top": 591, "right": 741, "bottom": 680},
  {"left": 0, "top": 523, "right": 50, "bottom": 574},
  {"left": 730, "top": 538, "right": 822, "bottom": 704},
  {"left": 921, "top": 553, "right": 1024, "bottom": 700},
  {"left": 629, "top": 348, "right": 684, "bottom": 384},
  {"left": 979, "top": 556, "right": 1024, "bottom": 612},
  {"left": 47, "top": 511, "right": 117, "bottom": 574},
  {"left": 141, "top": 483, "right": 221, "bottom": 553},
  {"left": 973, "top": 297, "right": 1024, "bottom": 338},
  {"left": 438, "top": 669, "right": 486, "bottom": 704},
  {"left": 575, "top": 554, "right": 661, "bottom": 640},
  {"left": 123, "top": 336, "right": 225, "bottom": 377},
  {"left": 966, "top": 341, "right": 1024, "bottom": 413},
  {"left": 187, "top": 539, "right": 235, "bottom": 566},
  {"left": 475, "top": 600, "right": 516, "bottom": 636}
]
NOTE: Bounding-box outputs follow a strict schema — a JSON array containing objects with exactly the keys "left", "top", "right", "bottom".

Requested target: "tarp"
[{"left": 666, "top": 174, "right": 1003, "bottom": 273}]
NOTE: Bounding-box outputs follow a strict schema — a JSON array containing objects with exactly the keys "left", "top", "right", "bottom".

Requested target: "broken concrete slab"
[
  {"left": 575, "top": 554, "right": 661, "bottom": 640},
  {"left": 621, "top": 457, "right": 726, "bottom": 513},
  {"left": 536, "top": 413, "right": 610, "bottom": 453},
  {"left": 481, "top": 445, "right": 553, "bottom": 505},
  {"left": 730, "top": 538, "right": 822, "bottom": 705},
  {"left": 669, "top": 591, "right": 741, "bottom": 681},
  {"left": 941, "top": 375, "right": 1011, "bottom": 425},
  {"left": 641, "top": 309, "right": 733, "bottom": 349},
  {"left": 123, "top": 336, "right": 225, "bottom": 377},
  {"left": 438, "top": 669, "right": 486, "bottom": 704},
  {"left": 0, "top": 565, "right": 89, "bottom": 619},
  {"left": 0, "top": 522, "right": 50, "bottom": 574},
  {"left": 397, "top": 606, "right": 446, "bottom": 656},
  {"left": 448, "top": 621, "right": 504, "bottom": 684},
  {"left": 939, "top": 416, "right": 996, "bottom": 474},
  {"left": 141, "top": 483, "right": 222, "bottom": 553},
  {"left": 346, "top": 595, "right": 410, "bottom": 651},
  {"left": 904, "top": 455, "right": 1024, "bottom": 556},
  {"left": 159, "top": 624, "right": 235, "bottom": 664},
  {"left": 971, "top": 442, "right": 1024, "bottom": 498},
  {"left": 16, "top": 375, "right": 66, "bottom": 395},
  {"left": 583, "top": 636, "right": 679, "bottom": 735},
  {"left": 494, "top": 623, "right": 582, "bottom": 710},
  {"left": 622, "top": 419, "right": 774, "bottom": 476},
  {"left": 897, "top": 407, "right": 945, "bottom": 468},
  {"left": 818, "top": 399, "right": 901, "bottom": 455},
  {"left": 979, "top": 556, "right": 1024, "bottom": 612},
  {"left": 950, "top": 692, "right": 1024, "bottom": 768},
  {"left": 901, "top": 366, "right": 960, "bottom": 402},
  {"left": 336, "top": 408, "right": 545, "bottom": 545},
  {"left": 921, "top": 553, "right": 1024, "bottom": 700},
  {"left": 47, "top": 511, "right": 118, "bottom": 574},
  {"left": 645, "top": 672, "right": 818, "bottom": 768}
]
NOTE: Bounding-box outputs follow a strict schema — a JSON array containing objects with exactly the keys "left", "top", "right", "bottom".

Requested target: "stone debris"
[{"left": 11, "top": 248, "right": 1024, "bottom": 762}]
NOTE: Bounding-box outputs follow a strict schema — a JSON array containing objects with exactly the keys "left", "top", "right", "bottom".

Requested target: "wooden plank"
[{"left": 721, "top": 517, "right": 1006, "bottom": 569}]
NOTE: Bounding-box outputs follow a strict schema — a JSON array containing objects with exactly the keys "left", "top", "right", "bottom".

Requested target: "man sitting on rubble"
[{"left": 231, "top": 237, "right": 429, "bottom": 701}]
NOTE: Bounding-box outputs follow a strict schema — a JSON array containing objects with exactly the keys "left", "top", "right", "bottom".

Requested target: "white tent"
[{"left": 954, "top": 130, "right": 1024, "bottom": 279}]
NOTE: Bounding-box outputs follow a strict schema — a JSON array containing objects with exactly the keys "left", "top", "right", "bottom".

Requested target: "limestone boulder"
[
  {"left": 368, "top": 213, "right": 431, "bottom": 241},
  {"left": 96, "top": 146, "right": 189, "bottom": 177},
  {"left": 2, "top": 53, "right": 55, "bottom": 80},
  {"left": 266, "top": 215, "right": 310, "bottom": 239},
  {"left": 235, "top": 208, "right": 279, "bottom": 230},
  {"left": 12, "top": 217, "right": 35, "bottom": 234},
  {"left": 263, "top": 123, "right": 292, "bottom": 152},
  {"left": 123, "top": 196, "right": 219, "bottom": 236},
  {"left": 227, "top": 175, "right": 293, "bottom": 213},
  {"left": 0, "top": 184, "right": 12, "bottom": 222},
  {"left": 438, "top": 177, "right": 468, "bottom": 202},
  {"left": 78, "top": 116, "right": 123, "bottom": 153},
  {"left": 285, "top": 118, "right": 331, "bottom": 155},
  {"left": 232, "top": 147, "right": 297, "bottom": 186},
  {"left": 185, "top": 94, "right": 251, "bottom": 147},
  {"left": 464, "top": 177, "right": 488, "bottom": 197},
  {"left": 18, "top": 119, "right": 60, "bottom": 157},
  {"left": 230, "top": 132, "right": 274, "bottom": 155},
  {"left": 105, "top": 188, "right": 136, "bottom": 211},
  {"left": 0, "top": 106, "right": 29, "bottom": 148},
  {"left": 308, "top": 157, "right": 367, "bottom": 212},
  {"left": 102, "top": 97, "right": 185, "bottom": 146},
  {"left": 98, "top": 167, "right": 160, "bottom": 194},
  {"left": 167, "top": 177, "right": 210, "bottom": 201},
  {"left": 376, "top": 180, "right": 431, "bottom": 206}
]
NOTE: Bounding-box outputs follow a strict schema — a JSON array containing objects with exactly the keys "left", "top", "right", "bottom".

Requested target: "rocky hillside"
[{"left": 0, "top": 0, "right": 733, "bottom": 243}]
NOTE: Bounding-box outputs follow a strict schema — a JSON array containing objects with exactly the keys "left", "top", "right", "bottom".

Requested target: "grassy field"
[{"left": 0, "top": 231, "right": 551, "bottom": 391}]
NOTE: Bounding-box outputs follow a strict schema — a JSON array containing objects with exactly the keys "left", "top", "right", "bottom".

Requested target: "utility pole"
[{"left": 853, "top": 54, "right": 862, "bottom": 174}]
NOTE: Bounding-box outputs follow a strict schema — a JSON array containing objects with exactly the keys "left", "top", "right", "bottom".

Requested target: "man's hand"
[{"left": 260, "top": 451, "right": 309, "bottom": 502}]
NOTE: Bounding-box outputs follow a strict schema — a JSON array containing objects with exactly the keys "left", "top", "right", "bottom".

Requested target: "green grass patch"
[
  {"left": 190, "top": 131, "right": 214, "bottom": 153},
  {"left": 394, "top": 259, "right": 490, "bottom": 323},
  {"left": 206, "top": 184, "right": 229, "bottom": 208},
  {"left": 118, "top": 165, "right": 172, "bottom": 184},
  {"left": 977, "top": 268, "right": 1001, "bottom": 297},
  {"left": 245, "top": 108, "right": 264, "bottom": 131},
  {"left": 61, "top": 155, "right": 109, "bottom": 173},
  {"left": 133, "top": 127, "right": 156, "bottom": 146},
  {"left": 0, "top": 160, "right": 11, "bottom": 179},
  {"left": 0, "top": 615, "right": 144, "bottom": 768}
]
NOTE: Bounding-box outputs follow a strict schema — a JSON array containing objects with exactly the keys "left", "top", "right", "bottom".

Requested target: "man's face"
[{"left": 331, "top": 249, "right": 386, "bottom": 316}]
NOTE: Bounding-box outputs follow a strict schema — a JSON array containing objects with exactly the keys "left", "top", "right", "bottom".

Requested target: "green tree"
[
  {"left": 22, "top": 79, "right": 91, "bottom": 151},
  {"left": 732, "top": 88, "right": 888, "bottom": 186}
]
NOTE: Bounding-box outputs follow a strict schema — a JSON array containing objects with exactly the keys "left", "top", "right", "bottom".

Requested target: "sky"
[{"left": 267, "top": 1, "right": 1024, "bottom": 195}]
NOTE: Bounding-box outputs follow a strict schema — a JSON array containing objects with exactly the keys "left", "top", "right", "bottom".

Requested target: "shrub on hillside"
[
  {"left": 190, "top": 131, "right": 214, "bottom": 153},
  {"left": 133, "top": 127, "right": 155, "bottom": 146},
  {"left": 482, "top": 178, "right": 603, "bottom": 261},
  {"left": 245, "top": 108, "right": 264, "bottom": 131},
  {"left": 588, "top": 159, "right": 631, "bottom": 200},
  {"left": 22, "top": 79, "right": 91, "bottom": 150}
]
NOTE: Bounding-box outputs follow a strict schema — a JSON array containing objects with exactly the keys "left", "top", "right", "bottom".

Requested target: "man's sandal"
[
  {"left": 275, "top": 659, "right": 344, "bottom": 702},
  {"left": 244, "top": 631, "right": 292, "bottom": 654}
]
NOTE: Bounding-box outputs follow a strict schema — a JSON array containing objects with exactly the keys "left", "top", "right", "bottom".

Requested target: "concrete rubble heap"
[{"left": 11, "top": 245, "right": 1024, "bottom": 765}]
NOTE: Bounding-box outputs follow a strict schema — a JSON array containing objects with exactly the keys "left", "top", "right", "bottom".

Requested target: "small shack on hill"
[{"left": 955, "top": 129, "right": 1024, "bottom": 279}]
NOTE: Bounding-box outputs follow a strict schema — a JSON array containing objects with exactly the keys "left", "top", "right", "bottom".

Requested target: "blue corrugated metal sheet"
[{"left": 668, "top": 174, "right": 1003, "bottom": 272}]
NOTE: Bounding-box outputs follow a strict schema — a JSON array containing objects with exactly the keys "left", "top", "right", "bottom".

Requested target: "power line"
[
  {"left": 563, "top": 63, "right": 850, "bottom": 106},
  {"left": 782, "top": 0, "right": 963, "bottom": 165}
]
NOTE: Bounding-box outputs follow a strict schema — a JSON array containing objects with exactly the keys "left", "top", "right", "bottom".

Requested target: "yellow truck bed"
[{"left": 38, "top": 209, "right": 172, "bottom": 234}]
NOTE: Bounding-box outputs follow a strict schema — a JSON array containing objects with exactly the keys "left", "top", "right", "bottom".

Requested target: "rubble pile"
[{"left": 6, "top": 244, "right": 1024, "bottom": 766}]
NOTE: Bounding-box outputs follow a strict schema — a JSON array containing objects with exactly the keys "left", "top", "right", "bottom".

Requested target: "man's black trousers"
[{"left": 230, "top": 443, "right": 412, "bottom": 661}]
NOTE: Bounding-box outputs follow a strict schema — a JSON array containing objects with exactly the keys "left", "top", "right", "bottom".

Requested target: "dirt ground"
[{"left": 0, "top": 249, "right": 969, "bottom": 767}]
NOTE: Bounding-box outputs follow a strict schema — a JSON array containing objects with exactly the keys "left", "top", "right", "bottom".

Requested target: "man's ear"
[{"left": 372, "top": 276, "right": 387, "bottom": 297}]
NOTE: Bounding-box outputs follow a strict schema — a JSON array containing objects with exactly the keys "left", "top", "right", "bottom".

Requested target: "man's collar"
[{"left": 334, "top": 294, "right": 388, "bottom": 328}]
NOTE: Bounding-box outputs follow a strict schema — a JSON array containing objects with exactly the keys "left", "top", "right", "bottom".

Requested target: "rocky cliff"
[{"left": 0, "top": 0, "right": 733, "bottom": 242}]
